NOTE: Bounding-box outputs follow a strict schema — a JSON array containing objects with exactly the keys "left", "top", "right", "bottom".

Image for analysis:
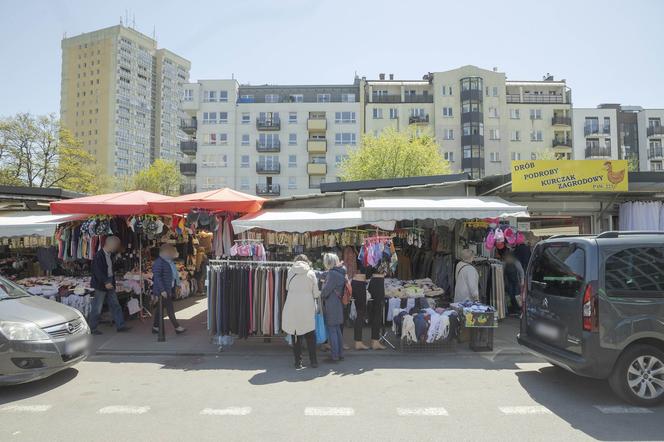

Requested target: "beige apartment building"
[{"left": 60, "top": 25, "right": 190, "bottom": 178}]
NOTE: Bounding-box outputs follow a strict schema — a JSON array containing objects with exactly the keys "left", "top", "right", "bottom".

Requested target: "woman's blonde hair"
[{"left": 323, "top": 253, "right": 340, "bottom": 270}]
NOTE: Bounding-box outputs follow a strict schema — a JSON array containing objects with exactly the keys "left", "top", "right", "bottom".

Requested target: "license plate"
[
  {"left": 65, "top": 337, "right": 88, "bottom": 355},
  {"left": 534, "top": 322, "right": 560, "bottom": 340}
]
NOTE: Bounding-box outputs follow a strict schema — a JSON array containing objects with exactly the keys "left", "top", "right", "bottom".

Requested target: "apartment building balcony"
[
  {"left": 552, "top": 138, "right": 572, "bottom": 148},
  {"left": 256, "top": 118, "right": 281, "bottom": 131},
  {"left": 180, "top": 183, "right": 197, "bottom": 194},
  {"left": 506, "top": 94, "right": 565, "bottom": 104},
  {"left": 552, "top": 116, "right": 572, "bottom": 126},
  {"left": 180, "top": 163, "right": 197, "bottom": 176},
  {"left": 179, "top": 118, "right": 197, "bottom": 134},
  {"left": 180, "top": 140, "right": 197, "bottom": 155},
  {"left": 307, "top": 117, "right": 327, "bottom": 131},
  {"left": 256, "top": 140, "right": 281, "bottom": 153},
  {"left": 408, "top": 114, "right": 429, "bottom": 125},
  {"left": 404, "top": 94, "right": 434, "bottom": 103},
  {"left": 461, "top": 111, "right": 483, "bottom": 124},
  {"left": 461, "top": 134, "right": 484, "bottom": 146},
  {"left": 370, "top": 94, "right": 401, "bottom": 103},
  {"left": 585, "top": 147, "right": 612, "bottom": 158},
  {"left": 256, "top": 162, "right": 281, "bottom": 174},
  {"left": 647, "top": 126, "right": 664, "bottom": 137},
  {"left": 256, "top": 183, "right": 280, "bottom": 196},
  {"left": 307, "top": 139, "right": 327, "bottom": 154},
  {"left": 649, "top": 147, "right": 664, "bottom": 159},
  {"left": 307, "top": 162, "right": 327, "bottom": 175},
  {"left": 460, "top": 89, "right": 483, "bottom": 102},
  {"left": 584, "top": 125, "right": 611, "bottom": 136}
]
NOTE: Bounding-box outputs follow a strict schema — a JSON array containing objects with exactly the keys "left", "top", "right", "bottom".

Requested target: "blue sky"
[{"left": 1, "top": 0, "right": 663, "bottom": 116}]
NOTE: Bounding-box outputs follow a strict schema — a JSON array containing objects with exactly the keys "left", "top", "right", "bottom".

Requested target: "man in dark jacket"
[
  {"left": 152, "top": 244, "right": 186, "bottom": 334},
  {"left": 88, "top": 236, "right": 130, "bottom": 334}
]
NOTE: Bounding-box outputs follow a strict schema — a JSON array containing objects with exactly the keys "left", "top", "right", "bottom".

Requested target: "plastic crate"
[{"left": 469, "top": 328, "right": 494, "bottom": 352}]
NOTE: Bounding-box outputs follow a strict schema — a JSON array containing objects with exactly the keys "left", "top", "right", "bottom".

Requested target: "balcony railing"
[
  {"left": 408, "top": 114, "right": 430, "bottom": 125},
  {"left": 649, "top": 147, "right": 664, "bottom": 159},
  {"left": 404, "top": 94, "right": 434, "bottom": 103},
  {"left": 180, "top": 163, "right": 197, "bottom": 176},
  {"left": 460, "top": 89, "right": 483, "bottom": 102},
  {"left": 307, "top": 162, "right": 327, "bottom": 175},
  {"left": 552, "top": 138, "right": 572, "bottom": 148},
  {"left": 256, "top": 118, "right": 281, "bottom": 131},
  {"left": 256, "top": 162, "right": 281, "bottom": 174},
  {"left": 371, "top": 94, "right": 401, "bottom": 103},
  {"left": 256, "top": 140, "right": 281, "bottom": 152},
  {"left": 180, "top": 140, "right": 197, "bottom": 155},
  {"left": 256, "top": 183, "right": 280, "bottom": 196},
  {"left": 585, "top": 147, "right": 612, "bottom": 158},
  {"left": 647, "top": 126, "right": 664, "bottom": 137},
  {"left": 584, "top": 125, "right": 611, "bottom": 136},
  {"left": 552, "top": 116, "right": 572, "bottom": 126},
  {"left": 460, "top": 111, "right": 483, "bottom": 124},
  {"left": 307, "top": 139, "right": 327, "bottom": 153},
  {"left": 180, "top": 118, "right": 197, "bottom": 132},
  {"left": 506, "top": 94, "right": 565, "bottom": 104}
]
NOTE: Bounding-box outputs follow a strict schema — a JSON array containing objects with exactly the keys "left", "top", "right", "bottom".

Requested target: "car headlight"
[
  {"left": 75, "top": 311, "right": 90, "bottom": 333},
  {"left": 0, "top": 321, "right": 51, "bottom": 341}
]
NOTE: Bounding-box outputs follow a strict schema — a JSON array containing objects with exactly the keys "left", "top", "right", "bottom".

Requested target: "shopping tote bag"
[{"left": 315, "top": 313, "right": 327, "bottom": 344}]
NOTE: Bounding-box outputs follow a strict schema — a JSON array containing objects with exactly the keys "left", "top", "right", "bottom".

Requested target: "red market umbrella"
[
  {"left": 50, "top": 190, "right": 170, "bottom": 215},
  {"left": 148, "top": 188, "right": 265, "bottom": 215}
]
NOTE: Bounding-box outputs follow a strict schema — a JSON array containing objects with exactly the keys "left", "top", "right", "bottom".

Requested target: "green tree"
[
  {"left": 0, "top": 113, "right": 105, "bottom": 193},
  {"left": 130, "top": 159, "right": 181, "bottom": 196},
  {"left": 339, "top": 127, "right": 451, "bottom": 181}
]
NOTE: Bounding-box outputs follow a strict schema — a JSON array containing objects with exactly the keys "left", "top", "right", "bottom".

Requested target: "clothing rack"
[
  {"left": 233, "top": 239, "right": 263, "bottom": 243},
  {"left": 210, "top": 259, "right": 293, "bottom": 266}
]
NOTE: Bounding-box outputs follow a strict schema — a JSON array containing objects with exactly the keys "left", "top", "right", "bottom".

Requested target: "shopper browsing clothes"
[
  {"left": 351, "top": 271, "right": 370, "bottom": 350},
  {"left": 152, "top": 244, "right": 186, "bottom": 335},
  {"left": 89, "top": 236, "right": 130, "bottom": 335},
  {"left": 367, "top": 264, "right": 387, "bottom": 350},
  {"left": 502, "top": 251, "right": 525, "bottom": 316},
  {"left": 321, "top": 253, "right": 347, "bottom": 362},
  {"left": 454, "top": 249, "right": 480, "bottom": 303},
  {"left": 282, "top": 255, "right": 320, "bottom": 369}
]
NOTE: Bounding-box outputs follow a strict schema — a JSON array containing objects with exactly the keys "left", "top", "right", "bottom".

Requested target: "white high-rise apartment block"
[
  {"left": 572, "top": 108, "right": 618, "bottom": 161},
  {"left": 638, "top": 109, "right": 664, "bottom": 171}
]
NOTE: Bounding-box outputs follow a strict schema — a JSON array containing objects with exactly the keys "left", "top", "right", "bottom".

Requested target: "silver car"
[{"left": 0, "top": 276, "right": 91, "bottom": 385}]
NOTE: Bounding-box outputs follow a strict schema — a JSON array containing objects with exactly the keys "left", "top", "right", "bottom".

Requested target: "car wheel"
[{"left": 608, "top": 344, "right": 664, "bottom": 406}]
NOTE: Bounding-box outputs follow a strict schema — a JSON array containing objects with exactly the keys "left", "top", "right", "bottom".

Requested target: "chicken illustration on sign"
[{"left": 511, "top": 160, "right": 629, "bottom": 193}]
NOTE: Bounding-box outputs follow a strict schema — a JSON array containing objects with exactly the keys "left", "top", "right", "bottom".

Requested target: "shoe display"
[
  {"left": 354, "top": 342, "right": 369, "bottom": 351},
  {"left": 371, "top": 339, "right": 386, "bottom": 350}
]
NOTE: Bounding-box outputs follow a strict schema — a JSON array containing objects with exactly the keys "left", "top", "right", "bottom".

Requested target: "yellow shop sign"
[{"left": 511, "top": 160, "right": 628, "bottom": 192}]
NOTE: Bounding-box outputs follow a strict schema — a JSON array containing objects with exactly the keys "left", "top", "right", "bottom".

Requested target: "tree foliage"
[
  {"left": 338, "top": 128, "right": 451, "bottom": 181},
  {"left": 0, "top": 113, "right": 104, "bottom": 193},
  {"left": 129, "top": 159, "right": 181, "bottom": 196}
]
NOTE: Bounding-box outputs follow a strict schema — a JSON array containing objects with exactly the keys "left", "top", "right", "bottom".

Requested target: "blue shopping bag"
[{"left": 315, "top": 312, "right": 327, "bottom": 344}]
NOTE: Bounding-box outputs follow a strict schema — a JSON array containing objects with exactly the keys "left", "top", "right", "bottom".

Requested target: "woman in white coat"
[{"left": 282, "top": 255, "right": 320, "bottom": 369}]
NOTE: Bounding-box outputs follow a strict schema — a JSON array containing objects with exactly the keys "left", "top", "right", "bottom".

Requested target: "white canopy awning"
[
  {"left": 361, "top": 197, "right": 529, "bottom": 222},
  {"left": 232, "top": 209, "right": 396, "bottom": 234},
  {"left": 0, "top": 212, "right": 85, "bottom": 238}
]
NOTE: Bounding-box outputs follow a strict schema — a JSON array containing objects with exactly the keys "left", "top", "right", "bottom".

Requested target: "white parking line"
[
  {"left": 200, "top": 407, "right": 252, "bottom": 416},
  {"left": 397, "top": 407, "right": 449, "bottom": 416},
  {"left": 594, "top": 405, "right": 653, "bottom": 414},
  {"left": 98, "top": 405, "right": 150, "bottom": 415},
  {"left": 304, "top": 407, "right": 355, "bottom": 416},
  {"left": 0, "top": 405, "right": 52, "bottom": 413},
  {"left": 499, "top": 406, "right": 552, "bottom": 415}
]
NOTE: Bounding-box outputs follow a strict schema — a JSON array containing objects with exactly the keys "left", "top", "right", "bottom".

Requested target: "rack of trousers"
[{"left": 207, "top": 259, "right": 293, "bottom": 344}]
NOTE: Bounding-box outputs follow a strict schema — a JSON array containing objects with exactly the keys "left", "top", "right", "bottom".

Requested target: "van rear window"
[
  {"left": 530, "top": 244, "right": 585, "bottom": 298},
  {"left": 605, "top": 247, "right": 664, "bottom": 297}
]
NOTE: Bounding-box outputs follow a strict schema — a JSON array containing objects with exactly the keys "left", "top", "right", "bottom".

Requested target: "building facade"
[{"left": 60, "top": 25, "right": 190, "bottom": 178}]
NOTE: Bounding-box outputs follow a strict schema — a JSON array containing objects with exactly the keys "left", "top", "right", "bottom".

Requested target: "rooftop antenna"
[
  {"left": 120, "top": 15, "right": 123, "bottom": 26},
  {"left": 152, "top": 25, "right": 156, "bottom": 40},
  {"left": 125, "top": 9, "right": 129, "bottom": 27},
  {"left": 132, "top": 14, "right": 135, "bottom": 29}
]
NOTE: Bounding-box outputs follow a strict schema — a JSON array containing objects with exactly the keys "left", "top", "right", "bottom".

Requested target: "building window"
[
  {"left": 241, "top": 112, "right": 250, "bottom": 124},
  {"left": 219, "top": 154, "right": 228, "bottom": 167},
  {"left": 290, "top": 94, "right": 303, "bottom": 103},
  {"left": 183, "top": 89, "right": 193, "bottom": 101},
  {"left": 265, "top": 94, "right": 280, "bottom": 103},
  {"left": 510, "top": 130, "right": 521, "bottom": 141},
  {"left": 530, "top": 130, "right": 543, "bottom": 141},
  {"left": 492, "top": 86, "right": 499, "bottom": 97},
  {"left": 335, "top": 154, "right": 349, "bottom": 165},
  {"left": 530, "top": 109, "right": 542, "bottom": 120},
  {"left": 443, "top": 129, "right": 454, "bottom": 140},
  {"left": 442, "top": 85, "right": 453, "bottom": 96},
  {"left": 241, "top": 134, "right": 250, "bottom": 146},
  {"left": 489, "top": 129, "right": 500, "bottom": 140},
  {"left": 317, "top": 93, "right": 331, "bottom": 103},
  {"left": 442, "top": 107, "right": 453, "bottom": 117},
  {"left": 341, "top": 93, "right": 355, "bottom": 102},
  {"left": 203, "top": 112, "right": 217, "bottom": 124},
  {"left": 444, "top": 152, "right": 455, "bottom": 162},
  {"left": 531, "top": 152, "right": 538, "bottom": 160},
  {"left": 490, "top": 152, "right": 501, "bottom": 162},
  {"left": 288, "top": 155, "right": 297, "bottom": 168},
  {"left": 240, "top": 177, "right": 249, "bottom": 191},
  {"left": 488, "top": 107, "right": 499, "bottom": 118},
  {"left": 240, "top": 155, "right": 250, "bottom": 168},
  {"left": 219, "top": 133, "right": 228, "bottom": 145},
  {"left": 372, "top": 108, "right": 383, "bottom": 119},
  {"left": 511, "top": 152, "right": 522, "bottom": 161},
  {"left": 240, "top": 94, "right": 254, "bottom": 103},
  {"left": 219, "top": 90, "right": 228, "bottom": 102},
  {"left": 509, "top": 109, "right": 520, "bottom": 119},
  {"left": 289, "top": 133, "right": 297, "bottom": 145},
  {"left": 389, "top": 108, "right": 398, "bottom": 119},
  {"left": 219, "top": 112, "right": 228, "bottom": 123},
  {"left": 288, "top": 176, "right": 297, "bottom": 189},
  {"left": 335, "top": 133, "right": 356, "bottom": 145},
  {"left": 335, "top": 111, "right": 356, "bottom": 123},
  {"left": 203, "top": 90, "right": 217, "bottom": 102},
  {"left": 289, "top": 112, "right": 297, "bottom": 124}
]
